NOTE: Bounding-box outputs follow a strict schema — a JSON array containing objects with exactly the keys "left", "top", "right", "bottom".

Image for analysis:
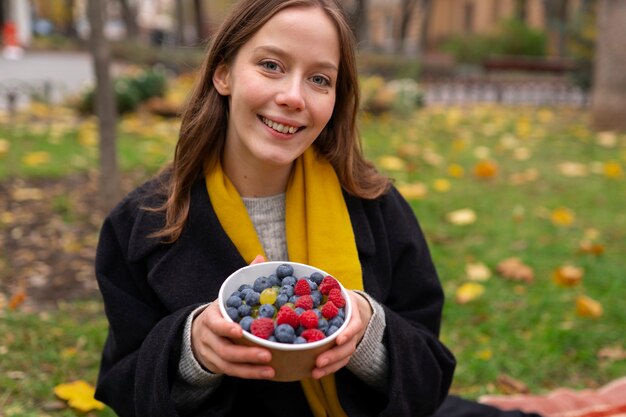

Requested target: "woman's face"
[{"left": 214, "top": 6, "right": 340, "bottom": 175}]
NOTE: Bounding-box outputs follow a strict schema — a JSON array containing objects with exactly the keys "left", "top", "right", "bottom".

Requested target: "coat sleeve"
[{"left": 344, "top": 187, "right": 456, "bottom": 417}]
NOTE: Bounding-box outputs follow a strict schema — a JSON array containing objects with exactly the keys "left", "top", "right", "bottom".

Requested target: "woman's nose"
[{"left": 275, "top": 78, "right": 306, "bottom": 111}]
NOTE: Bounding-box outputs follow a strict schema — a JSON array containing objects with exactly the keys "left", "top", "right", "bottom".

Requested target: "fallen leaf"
[
  {"left": 21, "top": 151, "right": 51, "bottom": 166},
  {"left": 474, "top": 160, "right": 498, "bottom": 179},
  {"left": 465, "top": 262, "right": 491, "bottom": 281},
  {"left": 446, "top": 208, "right": 477, "bottom": 226},
  {"left": 552, "top": 265, "right": 584, "bottom": 287},
  {"left": 397, "top": 182, "right": 428, "bottom": 200},
  {"left": 578, "top": 240, "right": 605, "bottom": 256},
  {"left": 8, "top": 290, "right": 27, "bottom": 310},
  {"left": 455, "top": 282, "right": 485, "bottom": 304},
  {"left": 558, "top": 162, "right": 588, "bottom": 177},
  {"left": 576, "top": 295, "right": 603, "bottom": 319},
  {"left": 54, "top": 380, "right": 105, "bottom": 413},
  {"left": 596, "top": 131, "right": 617, "bottom": 148},
  {"left": 0, "top": 138, "right": 10, "bottom": 158},
  {"left": 496, "top": 374, "right": 530, "bottom": 394},
  {"left": 597, "top": 346, "right": 626, "bottom": 362},
  {"left": 496, "top": 257, "right": 534, "bottom": 283},
  {"left": 550, "top": 207, "right": 575, "bottom": 227},
  {"left": 603, "top": 161, "right": 624, "bottom": 178},
  {"left": 378, "top": 155, "right": 406, "bottom": 171},
  {"left": 476, "top": 348, "right": 493, "bottom": 360},
  {"left": 433, "top": 178, "right": 451, "bottom": 192},
  {"left": 447, "top": 163, "right": 465, "bottom": 178}
]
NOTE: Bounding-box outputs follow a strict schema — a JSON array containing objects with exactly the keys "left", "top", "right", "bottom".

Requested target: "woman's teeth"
[{"left": 262, "top": 117, "right": 298, "bottom": 134}]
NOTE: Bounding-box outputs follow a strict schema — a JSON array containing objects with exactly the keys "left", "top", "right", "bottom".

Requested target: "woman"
[{"left": 94, "top": 0, "right": 456, "bottom": 416}]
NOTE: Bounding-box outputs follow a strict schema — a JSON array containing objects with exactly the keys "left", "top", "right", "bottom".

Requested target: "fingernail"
[{"left": 258, "top": 352, "right": 269, "bottom": 361}]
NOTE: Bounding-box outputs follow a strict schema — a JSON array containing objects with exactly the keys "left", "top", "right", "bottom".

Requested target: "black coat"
[{"left": 94, "top": 176, "right": 456, "bottom": 417}]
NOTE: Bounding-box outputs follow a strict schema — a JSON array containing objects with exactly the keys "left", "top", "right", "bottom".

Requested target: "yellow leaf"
[
  {"left": 476, "top": 348, "right": 493, "bottom": 361},
  {"left": 552, "top": 265, "right": 584, "bottom": 287},
  {"left": 578, "top": 240, "right": 605, "bottom": 256},
  {"left": 22, "top": 151, "right": 51, "bottom": 166},
  {"left": 603, "top": 161, "right": 623, "bottom": 178},
  {"left": 447, "top": 163, "right": 465, "bottom": 178},
  {"left": 455, "top": 282, "right": 485, "bottom": 304},
  {"left": 576, "top": 295, "right": 603, "bottom": 319},
  {"left": 465, "top": 262, "right": 491, "bottom": 281},
  {"left": 433, "top": 178, "right": 451, "bottom": 192},
  {"left": 446, "top": 208, "right": 477, "bottom": 226},
  {"left": 496, "top": 257, "right": 534, "bottom": 283},
  {"left": 551, "top": 207, "right": 575, "bottom": 226},
  {"left": 397, "top": 182, "right": 428, "bottom": 200},
  {"left": 596, "top": 131, "right": 617, "bottom": 148},
  {"left": 54, "top": 380, "right": 105, "bottom": 412},
  {"left": 378, "top": 155, "right": 406, "bottom": 171}
]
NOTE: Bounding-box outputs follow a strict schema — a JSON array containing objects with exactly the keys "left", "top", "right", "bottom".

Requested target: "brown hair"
[{"left": 152, "top": 0, "right": 389, "bottom": 242}]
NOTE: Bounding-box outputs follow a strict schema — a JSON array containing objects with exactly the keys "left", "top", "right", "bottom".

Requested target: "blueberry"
[
  {"left": 295, "top": 307, "right": 306, "bottom": 316},
  {"left": 239, "top": 316, "right": 254, "bottom": 332},
  {"left": 295, "top": 325, "right": 305, "bottom": 336},
  {"left": 337, "top": 308, "right": 345, "bottom": 319},
  {"left": 326, "top": 325, "right": 340, "bottom": 336},
  {"left": 294, "top": 336, "right": 307, "bottom": 344},
  {"left": 282, "top": 276, "right": 296, "bottom": 287},
  {"left": 245, "top": 291, "right": 260, "bottom": 306},
  {"left": 311, "top": 290, "right": 322, "bottom": 307},
  {"left": 237, "top": 304, "right": 252, "bottom": 317},
  {"left": 313, "top": 309, "right": 322, "bottom": 319},
  {"left": 279, "top": 284, "right": 294, "bottom": 297},
  {"left": 274, "top": 324, "right": 296, "bottom": 343},
  {"left": 268, "top": 335, "right": 277, "bottom": 342},
  {"left": 240, "top": 288, "right": 254, "bottom": 299},
  {"left": 275, "top": 293, "right": 289, "bottom": 308},
  {"left": 268, "top": 273, "right": 281, "bottom": 287},
  {"left": 318, "top": 318, "right": 329, "bottom": 333},
  {"left": 309, "top": 272, "right": 324, "bottom": 285},
  {"left": 238, "top": 284, "right": 253, "bottom": 292},
  {"left": 226, "top": 295, "right": 242, "bottom": 308},
  {"left": 307, "top": 279, "right": 318, "bottom": 291},
  {"left": 329, "top": 315, "right": 344, "bottom": 328},
  {"left": 226, "top": 306, "right": 239, "bottom": 321},
  {"left": 258, "top": 304, "right": 276, "bottom": 318},
  {"left": 276, "top": 264, "right": 294, "bottom": 279},
  {"left": 253, "top": 276, "right": 271, "bottom": 293}
]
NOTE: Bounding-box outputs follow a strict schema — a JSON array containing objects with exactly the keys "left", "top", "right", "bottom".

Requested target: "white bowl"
[{"left": 218, "top": 261, "right": 352, "bottom": 381}]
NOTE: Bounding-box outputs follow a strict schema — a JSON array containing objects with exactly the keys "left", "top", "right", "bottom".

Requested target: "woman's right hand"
[{"left": 190, "top": 255, "right": 275, "bottom": 379}]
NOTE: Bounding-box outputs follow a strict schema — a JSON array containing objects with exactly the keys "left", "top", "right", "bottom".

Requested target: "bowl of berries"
[{"left": 218, "top": 261, "right": 352, "bottom": 382}]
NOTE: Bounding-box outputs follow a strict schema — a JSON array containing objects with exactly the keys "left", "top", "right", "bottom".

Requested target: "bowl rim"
[{"left": 218, "top": 261, "right": 352, "bottom": 351}]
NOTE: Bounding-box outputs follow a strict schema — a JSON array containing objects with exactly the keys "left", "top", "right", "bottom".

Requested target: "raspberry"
[
  {"left": 276, "top": 306, "right": 299, "bottom": 329},
  {"left": 295, "top": 294, "right": 313, "bottom": 310},
  {"left": 319, "top": 276, "right": 340, "bottom": 295},
  {"left": 321, "top": 301, "right": 339, "bottom": 319},
  {"left": 299, "top": 310, "right": 319, "bottom": 329},
  {"left": 250, "top": 317, "right": 274, "bottom": 339},
  {"left": 294, "top": 279, "right": 311, "bottom": 296},
  {"left": 301, "top": 328, "right": 326, "bottom": 342},
  {"left": 327, "top": 288, "right": 346, "bottom": 308}
]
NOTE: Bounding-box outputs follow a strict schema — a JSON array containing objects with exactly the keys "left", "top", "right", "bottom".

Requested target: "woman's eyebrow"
[{"left": 253, "top": 45, "right": 338, "bottom": 72}]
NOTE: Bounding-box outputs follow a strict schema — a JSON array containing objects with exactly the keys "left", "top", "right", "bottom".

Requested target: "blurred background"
[{"left": 0, "top": 0, "right": 625, "bottom": 415}]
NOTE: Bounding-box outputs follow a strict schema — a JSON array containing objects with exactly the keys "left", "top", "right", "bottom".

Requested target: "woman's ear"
[{"left": 213, "top": 63, "right": 231, "bottom": 96}]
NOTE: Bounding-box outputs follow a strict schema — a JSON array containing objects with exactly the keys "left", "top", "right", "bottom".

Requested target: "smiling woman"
[{"left": 93, "top": 1, "right": 456, "bottom": 416}]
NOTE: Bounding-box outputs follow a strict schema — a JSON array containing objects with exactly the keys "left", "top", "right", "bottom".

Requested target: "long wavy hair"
[{"left": 151, "top": 0, "right": 389, "bottom": 242}]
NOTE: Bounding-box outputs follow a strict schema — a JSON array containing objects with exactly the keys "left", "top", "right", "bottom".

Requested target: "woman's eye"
[
  {"left": 261, "top": 61, "right": 280, "bottom": 71},
  {"left": 311, "top": 75, "right": 330, "bottom": 86}
]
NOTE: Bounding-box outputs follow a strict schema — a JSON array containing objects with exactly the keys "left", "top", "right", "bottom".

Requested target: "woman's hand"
[
  {"left": 190, "top": 255, "right": 276, "bottom": 379},
  {"left": 311, "top": 290, "right": 373, "bottom": 379}
]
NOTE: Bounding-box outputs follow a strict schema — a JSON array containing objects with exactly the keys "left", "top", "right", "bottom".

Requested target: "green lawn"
[{"left": 1, "top": 103, "right": 625, "bottom": 415}]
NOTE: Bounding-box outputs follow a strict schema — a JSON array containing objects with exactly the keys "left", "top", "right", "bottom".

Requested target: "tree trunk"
[
  {"left": 193, "top": 0, "right": 206, "bottom": 42},
  {"left": 542, "top": 0, "right": 568, "bottom": 56},
  {"left": 118, "top": 0, "right": 138, "bottom": 39},
  {"left": 417, "top": 0, "right": 433, "bottom": 56},
  {"left": 87, "top": 0, "right": 121, "bottom": 212},
  {"left": 175, "top": 0, "right": 185, "bottom": 45},
  {"left": 349, "top": 0, "right": 369, "bottom": 48},
  {"left": 591, "top": 0, "right": 626, "bottom": 131},
  {"left": 397, "top": 0, "right": 419, "bottom": 55}
]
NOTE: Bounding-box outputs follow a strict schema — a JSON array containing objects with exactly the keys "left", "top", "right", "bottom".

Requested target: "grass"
[{"left": 1, "top": 102, "right": 625, "bottom": 414}]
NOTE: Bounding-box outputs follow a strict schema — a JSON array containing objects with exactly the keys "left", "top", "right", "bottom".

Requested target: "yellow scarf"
[{"left": 205, "top": 147, "right": 363, "bottom": 417}]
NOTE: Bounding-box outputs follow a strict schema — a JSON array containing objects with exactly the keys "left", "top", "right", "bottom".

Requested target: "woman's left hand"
[{"left": 311, "top": 290, "right": 373, "bottom": 379}]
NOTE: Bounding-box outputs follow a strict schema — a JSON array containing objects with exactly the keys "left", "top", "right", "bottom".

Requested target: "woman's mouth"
[{"left": 261, "top": 116, "right": 301, "bottom": 134}]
